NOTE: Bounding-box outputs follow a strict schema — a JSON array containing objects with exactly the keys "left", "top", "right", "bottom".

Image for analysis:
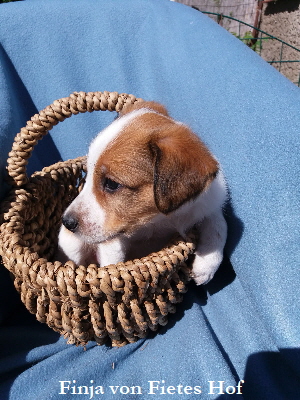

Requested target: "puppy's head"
[{"left": 62, "top": 101, "right": 218, "bottom": 243}]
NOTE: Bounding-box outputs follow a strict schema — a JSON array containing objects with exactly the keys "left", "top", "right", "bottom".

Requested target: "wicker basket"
[{"left": 0, "top": 91, "right": 196, "bottom": 347}]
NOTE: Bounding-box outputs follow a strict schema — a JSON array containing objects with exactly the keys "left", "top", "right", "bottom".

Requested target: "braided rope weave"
[{"left": 0, "top": 91, "right": 196, "bottom": 346}]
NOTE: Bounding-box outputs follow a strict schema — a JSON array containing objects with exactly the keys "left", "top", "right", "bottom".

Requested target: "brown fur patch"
[
  {"left": 150, "top": 122, "right": 219, "bottom": 213},
  {"left": 92, "top": 107, "right": 219, "bottom": 236}
]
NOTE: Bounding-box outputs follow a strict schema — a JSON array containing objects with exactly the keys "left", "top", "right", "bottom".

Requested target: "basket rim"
[{"left": 6, "top": 91, "right": 142, "bottom": 187}]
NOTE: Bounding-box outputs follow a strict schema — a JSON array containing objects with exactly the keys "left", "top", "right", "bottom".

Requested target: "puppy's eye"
[{"left": 103, "top": 178, "right": 122, "bottom": 193}]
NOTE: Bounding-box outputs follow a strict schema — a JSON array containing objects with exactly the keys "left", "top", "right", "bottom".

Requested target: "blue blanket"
[{"left": 0, "top": 1, "right": 299, "bottom": 399}]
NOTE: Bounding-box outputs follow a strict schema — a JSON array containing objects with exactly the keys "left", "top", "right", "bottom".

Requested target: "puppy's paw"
[
  {"left": 191, "top": 255, "right": 220, "bottom": 285},
  {"left": 192, "top": 269, "right": 216, "bottom": 286}
]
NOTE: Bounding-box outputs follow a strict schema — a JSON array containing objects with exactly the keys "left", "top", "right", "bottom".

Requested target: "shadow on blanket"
[
  {"left": 242, "top": 348, "right": 300, "bottom": 399},
  {"left": 0, "top": 43, "right": 62, "bottom": 195}
]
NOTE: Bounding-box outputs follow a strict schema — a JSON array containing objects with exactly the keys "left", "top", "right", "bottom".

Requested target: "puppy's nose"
[{"left": 62, "top": 214, "right": 79, "bottom": 232}]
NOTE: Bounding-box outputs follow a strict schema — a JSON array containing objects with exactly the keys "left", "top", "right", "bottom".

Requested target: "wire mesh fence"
[{"left": 200, "top": 11, "right": 300, "bottom": 86}]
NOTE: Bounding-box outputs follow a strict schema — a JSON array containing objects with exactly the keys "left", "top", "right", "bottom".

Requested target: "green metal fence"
[{"left": 200, "top": 11, "right": 300, "bottom": 87}]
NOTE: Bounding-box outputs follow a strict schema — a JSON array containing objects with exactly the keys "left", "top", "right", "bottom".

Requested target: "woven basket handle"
[{"left": 6, "top": 91, "right": 142, "bottom": 187}]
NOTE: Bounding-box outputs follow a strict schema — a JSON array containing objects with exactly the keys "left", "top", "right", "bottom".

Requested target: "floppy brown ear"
[
  {"left": 151, "top": 124, "right": 219, "bottom": 214},
  {"left": 120, "top": 101, "right": 169, "bottom": 117}
]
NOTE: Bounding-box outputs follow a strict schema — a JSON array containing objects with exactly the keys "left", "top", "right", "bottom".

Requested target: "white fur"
[{"left": 57, "top": 110, "right": 227, "bottom": 285}]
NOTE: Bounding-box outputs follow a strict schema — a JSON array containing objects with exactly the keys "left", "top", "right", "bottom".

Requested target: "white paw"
[
  {"left": 191, "top": 255, "right": 221, "bottom": 285},
  {"left": 192, "top": 269, "right": 216, "bottom": 285}
]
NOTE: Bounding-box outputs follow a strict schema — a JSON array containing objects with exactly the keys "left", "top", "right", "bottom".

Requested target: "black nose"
[{"left": 62, "top": 214, "right": 79, "bottom": 232}]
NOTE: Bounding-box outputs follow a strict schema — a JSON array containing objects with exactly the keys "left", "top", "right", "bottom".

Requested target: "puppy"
[{"left": 57, "top": 101, "right": 227, "bottom": 285}]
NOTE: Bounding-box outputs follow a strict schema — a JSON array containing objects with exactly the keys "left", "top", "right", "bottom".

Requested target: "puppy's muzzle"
[{"left": 62, "top": 214, "right": 79, "bottom": 233}]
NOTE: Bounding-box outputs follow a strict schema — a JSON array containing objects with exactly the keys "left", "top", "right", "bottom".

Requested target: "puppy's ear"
[
  {"left": 120, "top": 101, "right": 169, "bottom": 117},
  {"left": 151, "top": 125, "right": 219, "bottom": 214}
]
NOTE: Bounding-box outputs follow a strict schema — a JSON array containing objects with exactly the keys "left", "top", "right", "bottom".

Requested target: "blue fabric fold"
[{"left": 1, "top": 1, "right": 299, "bottom": 399}]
